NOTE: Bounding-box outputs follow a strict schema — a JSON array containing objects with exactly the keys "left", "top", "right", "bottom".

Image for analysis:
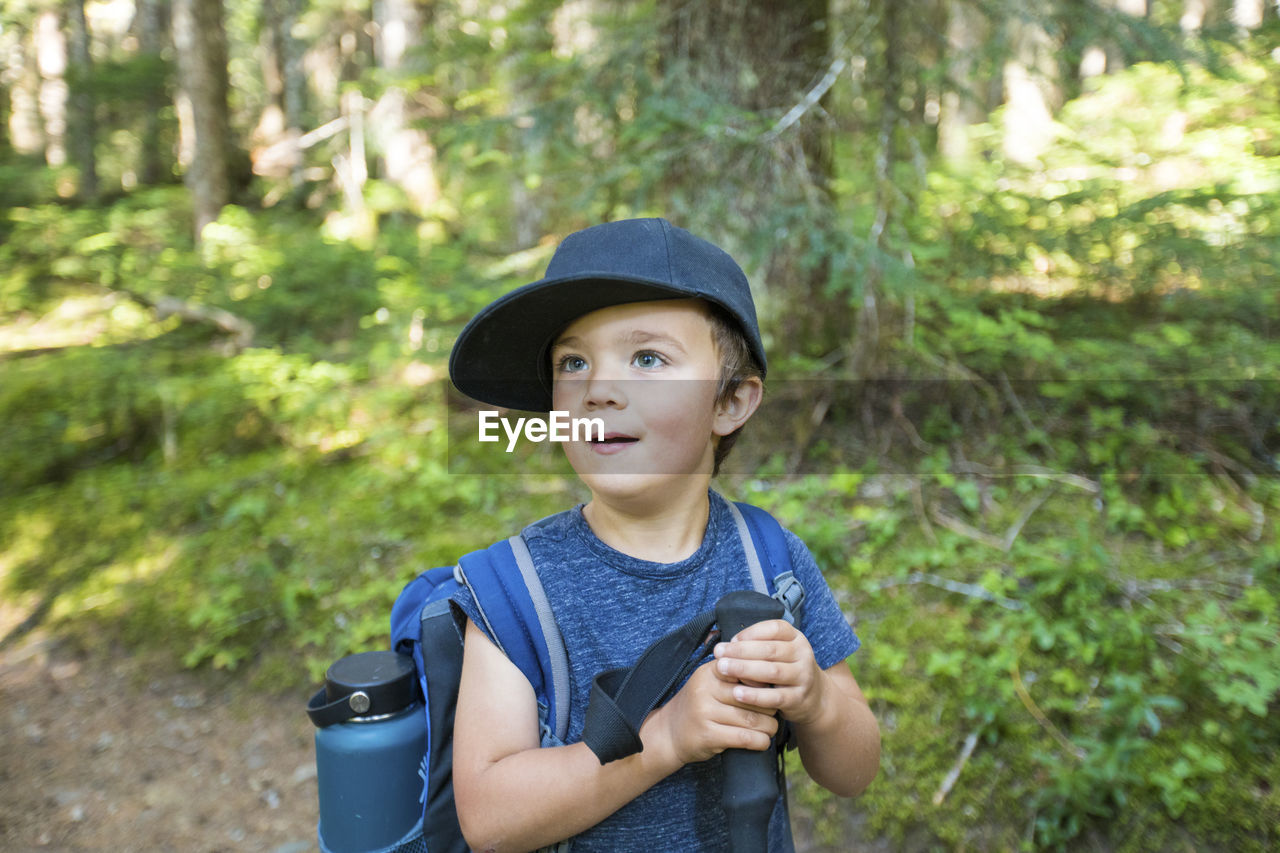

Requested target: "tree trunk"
[
  {"left": 66, "top": 0, "right": 97, "bottom": 199},
  {"left": 5, "top": 24, "right": 45, "bottom": 156},
  {"left": 372, "top": 0, "right": 439, "bottom": 216},
  {"left": 0, "top": 66, "right": 8, "bottom": 158},
  {"left": 1001, "top": 7, "right": 1060, "bottom": 165},
  {"left": 136, "top": 0, "right": 168, "bottom": 186},
  {"left": 36, "top": 10, "right": 67, "bottom": 170},
  {"left": 1180, "top": 0, "right": 1216, "bottom": 33},
  {"left": 939, "top": 1, "right": 991, "bottom": 162},
  {"left": 258, "top": 0, "right": 306, "bottom": 190},
  {"left": 658, "top": 0, "right": 840, "bottom": 357},
  {"left": 1080, "top": 0, "right": 1148, "bottom": 80},
  {"left": 853, "top": 0, "right": 911, "bottom": 376},
  {"left": 1232, "top": 0, "right": 1265, "bottom": 30},
  {"left": 173, "top": 0, "right": 232, "bottom": 240},
  {"left": 507, "top": 9, "right": 561, "bottom": 248},
  {"left": 280, "top": 0, "right": 307, "bottom": 190},
  {"left": 261, "top": 0, "right": 308, "bottom": 133},
  {"left": 1180, "top": 0, "right": 1267, "bottom": 32}
]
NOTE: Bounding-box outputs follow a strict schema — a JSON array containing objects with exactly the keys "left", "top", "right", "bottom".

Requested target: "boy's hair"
[{"left": 707, "top": 304, "right": 764, "bottom": 475}]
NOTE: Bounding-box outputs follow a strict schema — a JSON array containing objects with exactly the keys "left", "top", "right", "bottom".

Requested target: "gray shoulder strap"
[
  {"left": 725, "top": 500, "right": 769, "bottom": 594},
  {"left": 725, "top": 500, "right": 805, "bottom": 625},
  {"left": 506, "top": 534, "right": 571, "bottom": 742}
]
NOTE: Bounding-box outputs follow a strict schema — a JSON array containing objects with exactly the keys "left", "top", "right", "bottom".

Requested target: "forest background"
[{"left": 2, "top": 0, "right": 1278, "bottom": 850}]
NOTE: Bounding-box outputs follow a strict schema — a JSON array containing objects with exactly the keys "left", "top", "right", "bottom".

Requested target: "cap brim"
[{"left": 449, "top": 274, "right": 701, "bottom": 412}]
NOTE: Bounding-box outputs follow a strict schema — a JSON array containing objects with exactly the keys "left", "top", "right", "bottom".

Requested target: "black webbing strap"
[
  {"left": 581, "top": 609, "right": 718, "bottom": 764},
  {"left": 307, "top": 687, "right": 358, "bottom": 728}
]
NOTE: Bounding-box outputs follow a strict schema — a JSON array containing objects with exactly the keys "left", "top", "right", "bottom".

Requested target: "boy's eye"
[
  {"left": 556, "top": 354, "right": 588, "bottom": 373},
  {"left": 632, "top": 351, "right": 666, "bottom": 369}
]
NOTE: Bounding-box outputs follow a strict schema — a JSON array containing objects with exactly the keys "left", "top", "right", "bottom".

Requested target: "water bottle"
[{"left": 307, "top": 650, "right": 426, "bottom": 853}]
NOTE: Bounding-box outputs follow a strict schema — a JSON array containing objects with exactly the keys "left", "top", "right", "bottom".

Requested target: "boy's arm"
[
  {"left": 453, "top": 618, "right": 778, "bottom": 852},
  {"left": 714, "top": 620, "right": 880, "bottom": 798},
  {"left": 791, "top": 663, "right": 880, "bottom": 797}
]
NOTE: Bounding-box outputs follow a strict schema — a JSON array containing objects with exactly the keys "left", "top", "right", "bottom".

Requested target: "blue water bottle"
[{"left": 307, "top": 651, "right": 427, "bottom": 853}]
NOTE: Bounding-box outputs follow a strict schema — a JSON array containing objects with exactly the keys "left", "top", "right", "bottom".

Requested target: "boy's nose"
[{"left": 581, "top": 376, "right": 627, "bottom": 410}]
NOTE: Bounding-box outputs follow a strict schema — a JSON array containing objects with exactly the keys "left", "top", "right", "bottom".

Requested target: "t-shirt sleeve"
[
  {"left": 449, "top": 581, "right": 499, "bottom": 649},
  {"left": 782, "top": 528, "right": 860, "bottom": 670}
]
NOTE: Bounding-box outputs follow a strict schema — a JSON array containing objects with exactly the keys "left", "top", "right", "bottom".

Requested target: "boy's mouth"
[
  {"left": 589, "top": 432, "right": 639, "bottom": 453},
  {"left": 592, "top": 432, "right": 638, "bottom": 445}
]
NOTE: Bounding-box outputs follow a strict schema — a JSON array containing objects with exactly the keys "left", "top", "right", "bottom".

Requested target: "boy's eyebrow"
[
  {"left": 551, "top": 330, "right": 689, "bottom": 354},
  {"left": 625, "top": 330, "right": 688, "bottom": 353},
  {"left": 550, "top": 335, "right": 581, "bottom": 351}
]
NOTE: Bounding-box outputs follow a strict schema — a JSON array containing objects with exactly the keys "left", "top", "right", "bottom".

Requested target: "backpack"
[{"left": 388, "top": 501, "right": 805, "bottom": 852}]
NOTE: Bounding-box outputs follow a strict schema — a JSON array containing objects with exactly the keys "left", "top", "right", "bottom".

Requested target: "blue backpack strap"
[
  {"left": 390, "top": 564, "right": 459, "bottom": 733},
  {"left": 456, "top": 535, "right": 571, "bottom": 743},
  {"left": 729, "top": 501, "right": 807, "bottom": 624},
  {"left": 390, "top": 564, "right": 468, "bottom": 852}
]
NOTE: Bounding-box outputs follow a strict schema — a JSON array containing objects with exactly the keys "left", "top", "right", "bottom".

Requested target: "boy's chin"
[
  {"left": 564, "top": 446, "right": 713, "bottom": 480},
  {"left": 578, "top": 472, "right": 710, "bottom": 511},
  {"left": 572, "top": 466, "right": 711, "bottom": 504}
]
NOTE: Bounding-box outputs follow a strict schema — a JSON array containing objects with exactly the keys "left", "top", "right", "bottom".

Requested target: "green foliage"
[
  {"left": 0, "top": 177, "right": 576, "bottom": 682},
  {"left": 813, "top": 54, "right": 1280, "bottom": 848},
  {"left": 71, "top": 53, "right": 170, "bottom": 104},
  {"left": 930, "top": 60, "right": 1280, "bottom": 304},
  {"left": 775, "top": 467, "right": 1278, "bottom": 851},
  {"left": 3, "top": 7, "right": 1279, "bottom": 852},
  {"left": 0, "top": 187, "right": 203, "bottom": 315}
]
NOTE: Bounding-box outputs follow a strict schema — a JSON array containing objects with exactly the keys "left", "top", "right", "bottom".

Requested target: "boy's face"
[{"left": 550, "top": 299, "right": 745, "bottom": 506}]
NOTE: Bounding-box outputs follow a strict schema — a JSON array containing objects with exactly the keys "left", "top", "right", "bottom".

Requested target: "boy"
[{"left": 448, "top": 218, "right": 879, "bottom": 851}]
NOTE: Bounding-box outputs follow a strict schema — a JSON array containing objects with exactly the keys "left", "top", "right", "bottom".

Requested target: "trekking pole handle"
[{"left": 716, "top": 590, "right": 786, "bottom": 853}]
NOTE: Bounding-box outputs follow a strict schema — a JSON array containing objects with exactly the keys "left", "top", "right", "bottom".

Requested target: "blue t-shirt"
[{"left": 451, "top": 491, "right": 860, "bottom": 852}]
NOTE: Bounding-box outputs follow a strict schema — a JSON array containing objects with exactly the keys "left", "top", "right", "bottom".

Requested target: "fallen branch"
[
  {"left": 1199, "top": 446, "right": 1266, "bottom": 540},
  {"left": 932, "top": 729, "right": 980, "bottom": 805},
  {"left": 872, "top": 571, "right": 1025, "bottom": 611},
  {"left": 1001, "top": 487, "right": 1055, "bottom": 549},
  {"left": 929, "top": 503, "right": 1008, "bottom": 551},
  {"left": 297, "top": 113, "right": 353, "bottom": 150},
  {"left": 910, "top": 478, "right": 938, "bottom": 546},
  {"left": 951, "top": 460, "right": 1101, "bottom": 495},
  {"left": 763, "top": 53, "right": 848, "bottom": 142},
  {"left": 118, "top": 289, "right": 254, "bottom": 350},
  {"left": 929, "top": 486, "right": 1055, "bottom": 552},
  {"left": 892, "top": 393, "right": 933, "bottom": 453},
  {"left": 998, "top": 371, "right": 1038, "bottom": 435},
  {"left": 755, "top": 17, "right": 876, "bottom": 145},
  {"left": 1010, "top": 656, "right": 1086, "bottom": 761},
  {"left": 1116, "top": 570, "right": 1254, "bottom": 604}
]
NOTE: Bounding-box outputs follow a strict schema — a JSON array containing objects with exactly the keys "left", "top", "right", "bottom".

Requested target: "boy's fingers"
[
  {"left": 717, "top": 639, "right": 795, "bottom": 663},
  {"left": 727, "top": 704, "right": 778, "bottom": 734},
  {"left": 731, "top": 683, "right": 797, "bottom": 712},
  {"left": 729, "top": 619, "right": 795, "bottom": 643},
  {"left": 717, "top": 655, "right": 785, "bottom": 684},
  {"left": 712, "top": 723, "right": 774, "bottom": 752},
  {"left": 701, "top": 663, "right": 770, "bottom": 710},
  {"left": 711, "top": 704, "right": 778, "bottom": 745}
]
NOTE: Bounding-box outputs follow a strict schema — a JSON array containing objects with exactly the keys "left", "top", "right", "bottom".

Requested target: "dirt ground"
[
  {"left": 0, "top": 630, "right": 862, "bottom": 853},
  {"left": 0, "top": 633, "right": 319, "bottom": 853}
]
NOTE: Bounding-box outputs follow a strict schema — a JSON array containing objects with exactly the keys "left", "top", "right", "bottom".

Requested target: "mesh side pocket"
[{"left": 388, "top": 830, "right": 427, "bottom": 853}]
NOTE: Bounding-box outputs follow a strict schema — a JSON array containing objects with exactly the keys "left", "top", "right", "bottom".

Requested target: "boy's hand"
[
  {"left": 643, "top": 659, "right": 779, "bottom": 766},
  {"left": 712, "top": 620, "right": 829, "bottom": 727}
]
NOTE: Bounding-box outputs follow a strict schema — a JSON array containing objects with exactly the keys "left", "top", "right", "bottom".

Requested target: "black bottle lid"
[{"left": 306, "top": 650, "right": 418, "bottom": 728}]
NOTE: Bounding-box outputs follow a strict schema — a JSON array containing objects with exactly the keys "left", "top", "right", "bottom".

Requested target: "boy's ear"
[{"left": 712, "top": 376, "right": 764, "bottom": 437}]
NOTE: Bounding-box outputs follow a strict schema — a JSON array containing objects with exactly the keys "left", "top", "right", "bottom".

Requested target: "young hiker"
[{"left": 447, "top": 218, "right": 880, "bottom": 851}]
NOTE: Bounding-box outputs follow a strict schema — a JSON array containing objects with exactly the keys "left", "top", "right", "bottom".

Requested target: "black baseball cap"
[{"left": 449, "top": 218, "right": 766, "bottom": 412}]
